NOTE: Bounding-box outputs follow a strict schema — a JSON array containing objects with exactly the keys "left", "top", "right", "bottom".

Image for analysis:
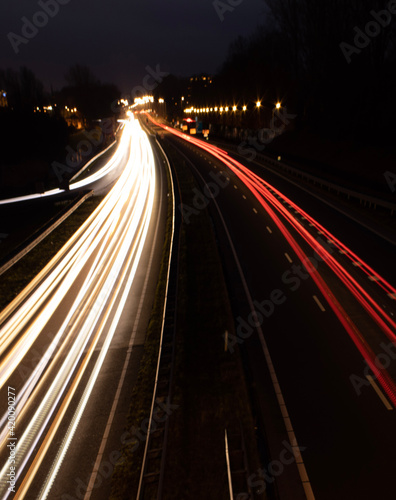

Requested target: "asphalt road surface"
[{"left": 148, "top": 116, "right": 396, "bottom": 500}]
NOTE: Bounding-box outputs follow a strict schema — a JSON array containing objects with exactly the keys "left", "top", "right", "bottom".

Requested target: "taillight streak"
[{"left": 145, "top": 114, "right": 396, "bottom": 406}]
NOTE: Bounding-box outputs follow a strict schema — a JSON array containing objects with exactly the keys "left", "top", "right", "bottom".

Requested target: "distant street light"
[
  {"left": 256, "top": 101, "right": 261, "bottom": 127},
  {"left": 272, "top": 102, "right": 282, "bottom": 134}
]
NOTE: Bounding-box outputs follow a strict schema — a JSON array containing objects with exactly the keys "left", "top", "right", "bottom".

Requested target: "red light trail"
[{"left": 145, "top": 113, "right": 396, "bottom": 407}]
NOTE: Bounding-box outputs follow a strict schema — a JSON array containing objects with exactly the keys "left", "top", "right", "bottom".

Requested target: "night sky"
[{"left": 1, "top": 0, "right": 268, "bottom": 94}]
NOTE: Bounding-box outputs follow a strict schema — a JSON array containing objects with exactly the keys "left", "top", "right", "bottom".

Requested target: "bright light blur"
[
  {"left": 0, "top": 115, "right": 158, "bottom": 497},
  {"left": 133, "top": 95, "right": 154, "bottom": 106}
]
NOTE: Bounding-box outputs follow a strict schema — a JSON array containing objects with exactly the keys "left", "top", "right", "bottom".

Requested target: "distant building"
[
  {"left": 61, "top": 106, "right": 84, "bottom": 129},
  {"left": 0, "top": 91, "right": 8, "bottom": 108},
  {"left": 187, "top": 75, "right": 213, "bottom": 106}
]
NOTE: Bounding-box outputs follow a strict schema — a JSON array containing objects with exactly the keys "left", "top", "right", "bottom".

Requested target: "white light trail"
[
  {"left": 0, "top": 115, "right": 158, "bottom": 499},
  {"left": 0, "top": 124, "right": 126, "bottom": 205}
]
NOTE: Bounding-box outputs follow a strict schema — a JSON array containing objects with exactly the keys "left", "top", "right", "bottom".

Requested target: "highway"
[
  {"left": 0, "top": 115, "right": 169, "bottom": 499},
  {"left": 145, "top": 114, "right": 396, "bottom": 500}
]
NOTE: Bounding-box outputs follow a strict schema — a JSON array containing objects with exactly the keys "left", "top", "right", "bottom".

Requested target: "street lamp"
[
  {"left": 272, "top": 102, "right": 282, "bottom": 134},
  {"left": 256, "top": 101, "right": 262, "bottom": 128}
]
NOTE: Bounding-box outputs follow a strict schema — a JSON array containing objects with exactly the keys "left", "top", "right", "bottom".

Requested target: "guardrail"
[
  {"left": 258, "top": 153, "right": 396, "bottom": 215},
  {"left": 136, "top": 139, "right": 179, "bottom": 500},
  {"left": 0, "top": 191, "right": 93, "bottom": 276},
  {"left": 69, "top": 140, "right": 117, "bottom": 183},
  {"left": 214, "top": 139, "right": 396, "bottom": 216}
]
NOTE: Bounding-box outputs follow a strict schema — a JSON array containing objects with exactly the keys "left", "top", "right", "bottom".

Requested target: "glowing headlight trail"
[
  {"left": 0, "top": 145, "right": 140, "bottom": 446},
  {"left": 0, "top": 123, "right": 127, "bottom": 206},
  {"left": 0, "top": 119, "right": 141, "bottom": 443},
  {"left": 0, "top": 122, "right": 136, "bottom": 383},
  {"left": 0, "top": 117, "right": 153, "bottom": 492},
  {"left": 145, "top": 115, "right": 396, "bottom": 407},
  {"left": 0, "top": 116, "right": 157, "bottom": 498}
]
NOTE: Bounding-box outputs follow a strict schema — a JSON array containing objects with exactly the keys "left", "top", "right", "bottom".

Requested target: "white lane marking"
[
  {"left": 368, "top": 276, "right": 379, "bottom": 281},
  {"left": 253, "top": 208, "right": 258, "bottom": 214},
  {"left": 352, "top": 262, "right": 362, "bottom": 267},
  {"left": 174, "top": 149, "right": 316, "bottom": 500},
  {"left": 339, "top": 249, "right": 347, "bottom": 254},
  {"left": 309, "top": 223, "right": 314, "bottom": 227},
  {"left": 285, "top": 253, "right": 293, "bottom": 263},
  {"left": 365, "top": 375, "right": 393, "bottom": 410},
  {"left": 266, "top": 226, "right": 272, "bottom": 234},
  {"left": 313, "top": 295, "right": 326, "bottom": 312},
  {"left": 242, "top": 195, "right": 247, "bottom": 200},
  {"left": 317, "top": 231, "right": 324, "bottom": 235},
  {"left": 326, "top": 240, "right": 335, "bottom": 245},
  {"left": 388, "top": 293, "right": 396, "bottom": 300},
  {"left": 234, "top": 185, "right": 238, "bottom": 189}
]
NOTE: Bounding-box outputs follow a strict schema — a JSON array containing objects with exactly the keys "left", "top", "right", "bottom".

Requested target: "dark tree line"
[
  {"left": 221, "top": 0, "right": 396, "bottom": 141},
  {"left": 0, "top": 64, "right": 120, "bottom": 169},
  {"left": 59, "top": 64, "right": 120, "bottom": 121},
  {"left": 0, "top": 67, "right": 45, "bottom": 112},
  {"left": 156, "top": 1, "right": 396, "bottom": 146}
]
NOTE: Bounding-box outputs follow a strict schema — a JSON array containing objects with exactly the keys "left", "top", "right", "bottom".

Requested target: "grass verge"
[
  {"left": 158, "top": 139, "right": 263, "bottom": 499},
  {"left": 0, "top": 195, "right": 104, "bottom": 314},
  {"left": 109, "top": 142, "right": 174, "bottom": 499}
]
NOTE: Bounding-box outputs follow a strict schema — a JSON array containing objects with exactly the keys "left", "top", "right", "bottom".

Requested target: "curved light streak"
[
  {"left": 0, "top": 124, "right": 126, "bottom": 206},
  {"left": 146, "top": 114, "right": 396, "bottom": 407},
  {"left": 0, "top": 115, "right": 158, "bottom": 498}
]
